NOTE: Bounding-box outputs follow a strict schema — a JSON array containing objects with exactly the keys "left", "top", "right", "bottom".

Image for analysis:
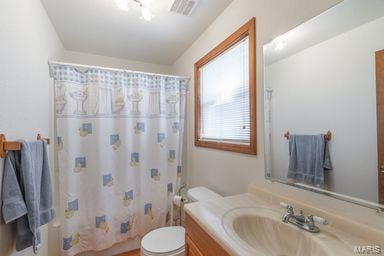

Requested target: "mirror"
[{"left": 263, "top": 0, "right": 384, "bottom": 208}]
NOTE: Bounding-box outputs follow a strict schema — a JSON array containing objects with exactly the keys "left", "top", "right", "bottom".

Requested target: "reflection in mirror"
[{"left": 263, "top": 0, "right": 384, "bottom": 206}]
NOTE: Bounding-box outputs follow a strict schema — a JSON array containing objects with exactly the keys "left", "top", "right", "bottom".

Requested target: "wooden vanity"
[{"left": 185, "top": 213, "right": 230, "bottom": 256}]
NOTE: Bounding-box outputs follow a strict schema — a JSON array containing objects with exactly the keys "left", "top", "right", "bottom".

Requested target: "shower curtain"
[
  {"left": 51, "top": 63, "right": 187, "bottom": 256},
  {"left": 264, "top": 88, "right": 273, "bottom": 176}
]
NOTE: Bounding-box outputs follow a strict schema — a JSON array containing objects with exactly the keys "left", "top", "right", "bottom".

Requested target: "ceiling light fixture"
[
  {"left": 272, "top": 35, "right": 287, "bottom": 51},
  {"left": 274, "top": 41, "right": 286, "bottom": 51},
  {"left": 116, "top": 0, "right": 154, "bottom": 21},
  {"left": 140, "top": 6, "right": 155, "bottom": 21},
  {"left": 115, "top": 0, "right": 130, "bottom": 12}
]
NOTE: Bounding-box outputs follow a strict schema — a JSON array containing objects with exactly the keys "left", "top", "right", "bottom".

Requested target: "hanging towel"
[
  {"left": 1, "top": 140, "right": 55, "bottom": 253},
  {"left": 287, "top": 134, "right": 332, "bottom": 185}
]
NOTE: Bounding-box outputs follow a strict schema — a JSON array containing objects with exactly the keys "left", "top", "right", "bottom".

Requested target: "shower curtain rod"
[{"left": 48, "top": 61, "right": 189, "bottom": 80}]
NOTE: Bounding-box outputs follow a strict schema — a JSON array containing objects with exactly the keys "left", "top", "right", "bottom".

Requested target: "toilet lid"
[{"left": 141, "top": 226, "right": 185, "bottom": 253}]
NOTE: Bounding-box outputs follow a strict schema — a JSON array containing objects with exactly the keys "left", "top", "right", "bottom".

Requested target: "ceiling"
[
  {"left": 264, "top": 0, "right": 384, "bottom": 65},
  {"left": 41, "top": 0, "right": 232, "bottom": 65}
]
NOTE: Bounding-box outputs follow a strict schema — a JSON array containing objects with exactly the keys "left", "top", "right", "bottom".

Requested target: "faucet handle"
[{"left": 312, "top": 215, "right": 328, "bottom": 225}]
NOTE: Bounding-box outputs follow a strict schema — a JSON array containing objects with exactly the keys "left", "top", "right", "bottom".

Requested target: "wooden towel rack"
[
  {"left": 0, "top": 134, "right": 50, "bottom": 158},
  {"left": 284, "top": 131, "right": 332, "bottom": 141}
]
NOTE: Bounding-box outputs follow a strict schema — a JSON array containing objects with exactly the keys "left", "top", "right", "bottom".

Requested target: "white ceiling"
[
  {"left": 41, "top": 0, "right": 232, "bottom": 65},
  {"left": 264, "top": 0, "right": 384, "bottom": 65}
]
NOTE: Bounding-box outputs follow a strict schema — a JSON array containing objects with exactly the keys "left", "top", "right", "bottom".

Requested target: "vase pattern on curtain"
[{"left": 51, "top": 64, "right": 187, "bottom": 256}]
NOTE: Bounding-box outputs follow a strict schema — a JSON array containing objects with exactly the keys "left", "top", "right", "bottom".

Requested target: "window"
[{"left": 194, "top": 18, "right": 256, "bottom": 154}]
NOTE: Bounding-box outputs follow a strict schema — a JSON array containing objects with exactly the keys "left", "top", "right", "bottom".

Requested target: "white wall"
[
  {"left": 172, "top": 0, "right": 343, "bottom": 196},
  {"left": 0, "top": 0, "right": 64, "bottom": 255},
  {"left": 63, "top": 50, "right": 173, "bottom": 74},
  {"left": 266, "top": 16, "right": 384, "bottom": 202},
  {"left": 172, "top": 0, "right": 384, "bottom": 232}
]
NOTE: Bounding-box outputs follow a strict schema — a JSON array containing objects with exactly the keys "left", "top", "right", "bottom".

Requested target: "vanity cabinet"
[
  {"left": 186, "top": 236, "right": 203, "bottom": 256},
  {"left": 185, "top": 213, "right": 230, "bottom": 256}
]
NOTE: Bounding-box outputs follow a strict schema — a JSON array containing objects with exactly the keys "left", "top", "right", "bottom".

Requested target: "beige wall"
[
  {"left": 172, "top": 0, "right": 343, "bottom": 196},
  {"left": 63, "top": 50, "right": 173, "bottom": 74},
  {"left": 172, "top": 0, "right": 384, "bottom": 232},
  {"left": 0, "top": 0, "right": 64, "bottom": 255}
]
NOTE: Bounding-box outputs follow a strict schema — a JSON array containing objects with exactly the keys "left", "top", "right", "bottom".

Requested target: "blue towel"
[
  {"left": 1, "top": 140, "right": 55, "bottom": 252},
  {"left": 287, "top": 134, "right": 332, "bottom": 185}
]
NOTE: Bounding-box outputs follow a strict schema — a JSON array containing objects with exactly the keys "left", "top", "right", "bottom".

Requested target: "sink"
[{"left": 222, "top": 207, "right": 351, "bottom": 256}]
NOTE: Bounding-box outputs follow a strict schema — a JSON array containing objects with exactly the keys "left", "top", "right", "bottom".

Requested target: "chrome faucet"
[{"left": 280, "top": 202, "right": 328, "bottom": 233}]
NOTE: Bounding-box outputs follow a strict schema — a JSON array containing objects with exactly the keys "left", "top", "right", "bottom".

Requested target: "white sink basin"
[{"left": 222, "top": 207, "right": 351, "bottom": 256}]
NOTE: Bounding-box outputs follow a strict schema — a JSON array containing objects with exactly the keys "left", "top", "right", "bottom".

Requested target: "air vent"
[{"left": 169, "top": 0, "right": 200, "bottom": 16}]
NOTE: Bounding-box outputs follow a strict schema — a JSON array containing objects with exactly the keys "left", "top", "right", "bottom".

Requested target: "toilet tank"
[{"left": 187, "top": 187, "right": 222, "bottom": 202}]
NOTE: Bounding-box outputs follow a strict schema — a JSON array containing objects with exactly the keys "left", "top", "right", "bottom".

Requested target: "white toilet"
[{"left": 140, "top": 187, "right": 222, "bottom": 256}]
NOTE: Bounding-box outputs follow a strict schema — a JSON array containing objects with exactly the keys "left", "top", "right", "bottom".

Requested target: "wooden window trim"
[{"left": 194, "top": 18, "right": 257, "bottom": 155}]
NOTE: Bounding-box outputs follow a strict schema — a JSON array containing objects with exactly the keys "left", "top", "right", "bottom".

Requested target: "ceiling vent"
[{"left": 169, "top": 0, "right": 200, "bottom": 16}]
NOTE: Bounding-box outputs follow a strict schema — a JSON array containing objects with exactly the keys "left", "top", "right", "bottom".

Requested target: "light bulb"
[
  {"left": 140, "top": 6, "right": 154, "bottom": 21},
  {"left": 272, "top": 34, "right": 289, "bottom": 51},
  {"left": 115, "top": 0, "right": 129, "bottom": 12},
  {"left": 274, "top": 41, "right": 286, "bottom": 51}
]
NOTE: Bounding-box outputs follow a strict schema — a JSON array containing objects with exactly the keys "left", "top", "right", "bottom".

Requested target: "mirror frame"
[{"left": 262, "top": 1, "right": 384, "bottom": 213}]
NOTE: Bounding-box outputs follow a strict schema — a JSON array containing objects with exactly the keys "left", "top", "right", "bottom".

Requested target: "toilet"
[{"left": 140, "top": 187, "right": 222, "bottom": 256}]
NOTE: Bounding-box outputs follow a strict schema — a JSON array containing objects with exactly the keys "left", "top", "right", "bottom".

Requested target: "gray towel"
[
  {"left": 287, "top": 134, "right": 332, "bottom": 185},
  {"left": 1, "top": 140, "right": 55, "bottom": 252}
]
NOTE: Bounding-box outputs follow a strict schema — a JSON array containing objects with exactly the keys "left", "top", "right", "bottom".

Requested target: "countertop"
[{"left": 184, "top": 192, "right": 383, "bottom": 256}]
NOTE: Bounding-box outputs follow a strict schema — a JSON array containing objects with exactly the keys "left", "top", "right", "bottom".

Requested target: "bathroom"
[{"left": 0, "top": 0, "right": 383, "bottom": 255}]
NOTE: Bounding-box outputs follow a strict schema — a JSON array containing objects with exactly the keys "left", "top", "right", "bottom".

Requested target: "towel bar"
[
  {"left": 0, "top": 134, "right": 50, "bottom": 158},
  {"left": 284, "top": 131, "right": 332, "bottom": 141}
]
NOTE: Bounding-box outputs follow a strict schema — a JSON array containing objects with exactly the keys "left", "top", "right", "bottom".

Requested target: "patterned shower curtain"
[{"left": 51, "top": 63, "right": 187, "bottom": 256}]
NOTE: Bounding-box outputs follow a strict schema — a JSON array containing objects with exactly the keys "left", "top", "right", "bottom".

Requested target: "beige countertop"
[{"left": 184, "top": 192, "right": 384, "bottom": 256}]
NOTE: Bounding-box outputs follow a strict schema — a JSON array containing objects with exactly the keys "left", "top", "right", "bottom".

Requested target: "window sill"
[{"left": 195, "top": 139, "right": 256, "bottom": 155}]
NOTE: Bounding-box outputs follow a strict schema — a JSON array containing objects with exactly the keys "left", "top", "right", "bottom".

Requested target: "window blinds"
[{"left": 199, "top": 37, "right": 250, "bottom": 144}]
